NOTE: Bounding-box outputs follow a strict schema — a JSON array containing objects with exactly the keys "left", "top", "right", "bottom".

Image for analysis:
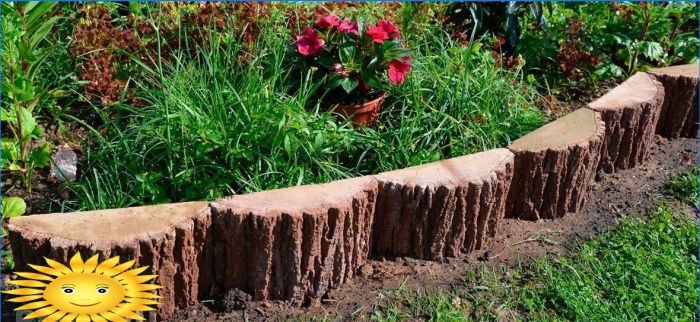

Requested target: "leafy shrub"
[
  {"left": 293, "top": 15, "right": 412, "bottom": 104},
  {"left": 1, "top": 2, "right": 58, "bottom": 192},
  {"left": 517, "top": 2, "right": 698, "bottom": 91},
  {"left": 70, "top": 2, "right": 270, "bottom": 105},
  {"left": 69, "top": 11, "right": 545, "bottom": 210}
]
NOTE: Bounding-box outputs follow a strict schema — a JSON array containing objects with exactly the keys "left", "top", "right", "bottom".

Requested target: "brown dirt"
[{"left": 166, "top": 135, "right": 697, "bottom": 321}]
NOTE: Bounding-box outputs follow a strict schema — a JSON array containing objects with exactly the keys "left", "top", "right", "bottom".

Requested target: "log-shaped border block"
[
  {"left": 648, "top": 64, "right": 698, "bottom": 138},
  {"left": 7, "top": 202, "right": 214, "bottom": 320},
  {"left": 588, "top": 72, "right": 664, "bottom": 173},
  {"left": 209, "top": 176, "right": 378, "bottom": 306},
  {"left": 506, "top": 108, "right": 605, "bottom": 220},
  {"left": 371, "top": 149, "right": 514, "bottom": 260}
]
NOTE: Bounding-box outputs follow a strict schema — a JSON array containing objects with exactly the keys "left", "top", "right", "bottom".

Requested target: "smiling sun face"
[{"left": 3, "top": 253, "right": 161, "bottom": 322}]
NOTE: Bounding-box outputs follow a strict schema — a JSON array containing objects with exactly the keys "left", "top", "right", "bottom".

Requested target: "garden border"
[{"left": 7, "top": 64, "right": 698, "bottom": 320}]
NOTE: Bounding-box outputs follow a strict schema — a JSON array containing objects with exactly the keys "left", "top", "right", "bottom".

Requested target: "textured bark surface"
[
  {"left": 7, "top": 202, "right": 215, "bottom": 321},
  {"left": 371, "top": 149, "right": 514, "bottom": 260},
  {"left": 506, "top": 108, "right": 606, "bottom": 220},
  {"left": 209, "top": 177, "right": 378, "bottom": 306},
  {"left": 648, "top": 65, "right": 698, "bottom": 138},
  {"left": 589, "top": 72, "right": 664, "bottom": 173}
]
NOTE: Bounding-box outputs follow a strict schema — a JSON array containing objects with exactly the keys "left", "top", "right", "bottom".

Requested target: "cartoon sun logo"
[{"left": 3, "top": 253, "right": 161, "bottom": 322}]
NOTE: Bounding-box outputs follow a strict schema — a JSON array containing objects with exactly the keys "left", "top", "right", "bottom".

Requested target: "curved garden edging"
[
  {"left": 648, "top": 64, "right": 699, "bottom": 139},
  {"left": 7, "top": 64, "right": 697, "bottom": 320}
]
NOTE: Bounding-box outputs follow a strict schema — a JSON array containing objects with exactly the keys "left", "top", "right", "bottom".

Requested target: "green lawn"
[{"left": 371, "top": 204, "right": 699, "bottom": 321}]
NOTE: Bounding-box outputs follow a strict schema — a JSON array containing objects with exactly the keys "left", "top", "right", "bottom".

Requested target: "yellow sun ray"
[
  {"left": 42, "top": 310, "right": 67, "bottom": 322},
  {"left": 115, "top": 266, "right": 149, "bottom": 280},
  {"left": 127, "top": 304, "right": 156, "bottom": 312},
  {"left": 83, "top": 254, "right": 100, "bottom": 273},
  {"left": 69, "top": 253, "right": 86, "bottom": 273},
  {"left": 3, "top": 288, "right": 44, "bottom": 295},
  {"left": 125, "top": 290, "right": 162, "bottom": 299},
  {"left": 76, "top": 313, "right": 91, "bottom": 322},
  {"left": 15, "top": 272, "right": 54, "bottom": 281},
  {"left": 111, "top": 305, "right": 146, "bottom": 320},
  {"left": 126, "top": 284, "right": 161, "bottom": 292},
  {"left": 95, "top": 256, "right": 120, "bottom": 274},
  {"left": 28, "top": 264, "right": 65, "bottom": 277},
  {"left": 23, "top": 305, "right": 58, "bottom": 319},
  {"left": 59, "top": 313, "right": 78, "bottom": 322},
  {"left": 43, "top": 258, "right": 72, "bottom": 275},
  {"left": 129, "top": 274, "right": 158, "bottom": 284},
  {"left": 9, "top": 279, "right": 48, "bottom": 288},
  {"left": 15, "top": 300, "right": 51, "bottom": 311},
  {"left": 90, "top": 313, "right": 108, "bottom": 322},
  {"left": 100, "top": 311, "right": 127, "bottom": 322},
  {"left": 124, "top": 298, "right": 159, "bottom": 305},
  {"left": 7, "top": 294, "right": 43, "bottom": 302},
  {"left": 101, "top": 260, "right": 135, "bottom": 277}
]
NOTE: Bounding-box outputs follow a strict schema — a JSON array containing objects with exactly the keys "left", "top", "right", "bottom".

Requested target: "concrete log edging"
[
  {"left": 505, "top": 108, "right": 606, "bottom": 220},
  {"left": 7, "top": 150, "right": 515, "bottom": 320},
  {"left": 7, "top": 66, "right": 693, "bottom": 320},
  {"left": 589, "top": 72, "right": 665, "bottom": 173},
  {"left": 648, "top": 64, "right": 699, "bottom": 139}
]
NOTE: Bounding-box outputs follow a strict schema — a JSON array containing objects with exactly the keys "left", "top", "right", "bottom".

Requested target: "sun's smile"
[
  {"left": 69, "top": 301, "right": 101, "bottom": 307},
  {"left": 3, "top": 253, "right": 161, "bottom": 321}
]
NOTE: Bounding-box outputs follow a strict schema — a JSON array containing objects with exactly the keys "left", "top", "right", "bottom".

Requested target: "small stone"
[
  {"left": 50, "top": 148, "right": 78, "bottom": 181},
  {"left": 217, "top": 288, "right": 252, "bottom": 312},
  {"left": 357, "top": 263, "right": 374, "bottom": 277}
]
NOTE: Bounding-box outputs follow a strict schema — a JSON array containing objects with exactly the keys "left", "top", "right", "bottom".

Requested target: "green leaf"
[
  {"left": 2, "top": 139, "right": 20, "bottom": 167},
  {"left": 25, "top": 2, "right": 56, "bottom": 33},
  {"left": 636, "top": 41, "right": 664, "bottom": 61},
  {"left": 339, "top": 43, "right": 356, "bottom": 66},
  {"left": 340, "top": 78, "right": 359, "bottom": 94},
  {"left": 2, "top": 197, "right": 26, "bottom": 219},
  {"left": 326, "top": 74, "right": 345, "bottom": 89},
  {"left": 317, "top": 56, "right": 336, "bottom": 70},
  {"left": 28, "top": 17, "right": 59, "bottom": 52},
  {"left": 29, "top": 143, "right": 51, "bottom": 168},
  {"left": 19, "top": 107, "right": 42, "bottom": 140}
]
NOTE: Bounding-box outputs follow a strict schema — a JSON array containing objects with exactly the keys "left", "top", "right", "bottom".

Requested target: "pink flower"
[
  {"left": 338, "top": 19, "right": 359, "bottom": 35},
  {"left": 333, "top": 63, "right": 343, "bottom": 71},
  {"left": 366, "top": 23, "right": 389, "bottom": 43},
  {"left": 316, "top": 15, "right": 340, "bottom": 30},
  {"left": 296, "top": 27, "right": 324, "bottom": 56},
  {"left": 388, "top": 55, "right": 411, "bottom": 85},
  {"left": 378, "top": 20, "right": 401, "bottom": 39}
]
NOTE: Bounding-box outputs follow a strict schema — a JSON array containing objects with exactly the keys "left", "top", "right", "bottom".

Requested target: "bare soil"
[{"left": 167, "top": 135, "right": 697, "bottom": 322}]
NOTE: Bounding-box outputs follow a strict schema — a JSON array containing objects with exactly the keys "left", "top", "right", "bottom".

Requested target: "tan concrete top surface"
[
  {"left": 375, "top": 148, "right": 513, "bottom": 186},
  {"left": 509, "top": 108, "right": 600, "bottom": 151},
  {"left": 7, "top": 202, "right": 209, "bottom": 242},
  {"left": 588, "top": 72, "right": 659, "bottom": 110},
  {"left": 214, "top": 176, "right": 377, "bottom": 215},
  {"left": 648, "top": 64, "right": 699, "bottom": 78}
]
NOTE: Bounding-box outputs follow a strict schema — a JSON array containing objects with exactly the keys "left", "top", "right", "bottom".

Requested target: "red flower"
[
  {"left": 379, "top": 20, "right": 401, "bottom": 39},
  {"left": 366, "top": 23, "right": 389, "bottom": 43},
  {"left": 296, "top": 27, "right": 324, "bottom": 56},
  {"left": 388, "top": 55, "right": 411, "bottom": 85},
  {"left": 492, "top": 35, "right": 506, "bottom": 50},
  {"left": 338, "top": 19, "right": 359, "bottom": 36},
  {"left": 316, "top": 15, "right": 340, "bottom": 30}
]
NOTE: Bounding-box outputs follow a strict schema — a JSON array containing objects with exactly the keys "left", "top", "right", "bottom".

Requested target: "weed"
[{"left": 667, "top": 165, "right": 699, "bottom": 207}]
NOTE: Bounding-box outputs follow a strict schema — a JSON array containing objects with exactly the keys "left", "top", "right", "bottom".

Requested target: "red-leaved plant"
[{"left": 294, "top": 15, "right": 412, "bottom": 105}]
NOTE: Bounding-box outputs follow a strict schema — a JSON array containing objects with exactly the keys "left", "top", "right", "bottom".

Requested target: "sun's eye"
[
  {"left": 62, "top": 287, "right": 75, "bottom": 294},
  {"left": 96, "top": 287, "right": 109, "bottom": 294}
]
